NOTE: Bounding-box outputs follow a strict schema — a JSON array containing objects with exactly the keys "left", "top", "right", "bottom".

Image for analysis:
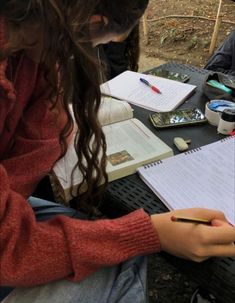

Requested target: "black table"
[{"left": 103, "top": 62, "right": 235, "bottom": 303}]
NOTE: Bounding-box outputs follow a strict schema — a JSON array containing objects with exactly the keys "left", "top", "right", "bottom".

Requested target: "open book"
[
  {"left": 138, "top": 136, "right": 235, "bottom": 225},
  {"left": 100, "top": 70, "right": 197, "bottom": 112},
  {"left": 51, "top": 98, "right": 173, "bottom": 203}
]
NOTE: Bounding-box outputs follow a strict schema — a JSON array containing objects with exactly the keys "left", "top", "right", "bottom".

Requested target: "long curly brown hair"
[
  {"left": 126, "top": 24, "right": 141, "bottom": 72},
  {"left": 0, "top": 0, "right": 149, "bottom": 214}
]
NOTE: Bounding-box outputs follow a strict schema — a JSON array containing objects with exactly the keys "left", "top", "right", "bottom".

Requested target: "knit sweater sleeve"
[
  {"left": 1, "top": 89, "right": 68, "bottom": 198},
  {"left": 0, "top": 164, "right": 160, "bottom": 287}
]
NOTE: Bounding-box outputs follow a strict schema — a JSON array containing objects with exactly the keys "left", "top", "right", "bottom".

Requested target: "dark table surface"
[{"left": 103, "top": 62, "right": 235, "bottom": 303}]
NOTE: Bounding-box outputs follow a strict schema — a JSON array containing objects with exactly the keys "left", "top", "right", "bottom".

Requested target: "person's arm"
[
  {"left": 151, "top": 208, "right": 235, "bottom": 261},
  {"left": 1, "top": 97, "right": 67, "bottom": 198},
  {"left": 0, "top": 165, "right": 160, "bottom": 287}
]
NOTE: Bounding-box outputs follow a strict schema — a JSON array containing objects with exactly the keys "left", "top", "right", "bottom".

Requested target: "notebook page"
[
  {"left": 100, "top": 70, "right": 196, "bottom": 112},
  {"left": 138, "top": 137, "right": 235, "bottom": 225}
]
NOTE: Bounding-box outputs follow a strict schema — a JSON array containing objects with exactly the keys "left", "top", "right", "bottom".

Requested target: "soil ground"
[
  {"left": 140, "top": 1, "right": 235, "bottom": 302},
  {"left": 147, "top": 254, "right": 198, "bottom": 303},
  {"left": 139, "top": 0, "right": 235, "bottom": 71}
]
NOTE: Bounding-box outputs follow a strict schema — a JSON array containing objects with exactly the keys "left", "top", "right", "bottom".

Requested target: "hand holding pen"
[
  {"left": 140, "top": 77, "right": 162, "bottom": 94},
  {"left": 150, "top": 208, "right": 235, "bottom": 262}
]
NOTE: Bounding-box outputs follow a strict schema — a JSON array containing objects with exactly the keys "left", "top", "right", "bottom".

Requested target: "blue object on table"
[{"left": 207, "top": 100, "right": 235, "bottom": 112}]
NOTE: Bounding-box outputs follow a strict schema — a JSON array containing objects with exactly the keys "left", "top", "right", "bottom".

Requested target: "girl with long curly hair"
[{"left": 0, "top": 1, "right": 234, "bottom": 302}]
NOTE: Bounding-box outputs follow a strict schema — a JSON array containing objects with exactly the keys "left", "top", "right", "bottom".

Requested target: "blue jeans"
[{"left": 2, "top": 197, "right": 148, "bottom": 303}]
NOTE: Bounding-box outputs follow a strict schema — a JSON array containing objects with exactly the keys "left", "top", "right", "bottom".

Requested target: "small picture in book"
[{"left": 107, "top": 150, "right": 134, "bottom": 166}]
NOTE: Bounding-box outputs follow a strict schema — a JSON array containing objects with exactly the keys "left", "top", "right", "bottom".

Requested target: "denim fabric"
[
  {"left": 2, "top": 257, "right": 148, "bottom": 303},
  {"left": 28, "top": 196, "right": 88, "bottom": 221}
]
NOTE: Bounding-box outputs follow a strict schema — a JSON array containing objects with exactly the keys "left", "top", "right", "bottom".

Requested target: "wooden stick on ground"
[
  {"left": 209, "top": 0, "right": 223, "bottom": 56},
  {"left": 142, "top": 12, "right": 149, "bottom": 44}
]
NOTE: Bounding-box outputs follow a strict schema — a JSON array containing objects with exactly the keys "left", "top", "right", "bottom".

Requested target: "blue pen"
[{"left": 140, "top": 78, "right": 162, "bottom": 94}]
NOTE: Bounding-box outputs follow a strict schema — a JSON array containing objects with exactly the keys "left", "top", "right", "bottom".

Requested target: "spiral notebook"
[
  {"left": 100, "top": 70, "right": 197, "bottom": 112},
  {"left": 137, "top": 136, "right": 235, "bottom": 225}
]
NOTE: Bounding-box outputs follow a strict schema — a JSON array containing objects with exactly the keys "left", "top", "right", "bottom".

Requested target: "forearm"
[
  {"left": 0, "top": 165, "right": 160, "bottom": 287},
  {"left": 151, "top": 208, "right": 235, "bottom": 262}
]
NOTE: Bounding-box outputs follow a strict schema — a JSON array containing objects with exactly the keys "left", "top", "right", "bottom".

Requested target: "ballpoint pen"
[
  {"left": 139, "top": 77, "right": 162, "bottom": 94},
  {"left": 171, "top": 216, "right": 211, "bottom": 225}
]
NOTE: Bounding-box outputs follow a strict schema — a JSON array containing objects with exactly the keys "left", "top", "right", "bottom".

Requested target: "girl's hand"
[{"left": 151, "top": 208, "right": 235, "bottom": 262}]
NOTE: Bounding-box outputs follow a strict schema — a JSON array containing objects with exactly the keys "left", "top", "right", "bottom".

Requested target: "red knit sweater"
[{"left": 0, "top": 18, "right": 160, "bottom": 287}]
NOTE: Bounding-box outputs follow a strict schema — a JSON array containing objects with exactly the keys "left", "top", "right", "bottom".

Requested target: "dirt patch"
[
  {"left": 148, "top": 254, "right": 198, "bottom": 303},
  {"left": 140, "top": 0, "right": 235, "bottom": 70}
]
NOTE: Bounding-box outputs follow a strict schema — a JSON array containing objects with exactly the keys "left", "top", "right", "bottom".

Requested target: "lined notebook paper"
[
  {"left": 138, "top": 136, "right": 235, "bottom": 225},
  {"left": 100, "top": 70, "right": 196, "bottom": 112}
]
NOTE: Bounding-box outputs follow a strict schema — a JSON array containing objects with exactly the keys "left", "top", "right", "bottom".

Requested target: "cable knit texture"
[{"left": 0, "top": 17, "right": 161, "bottom": 287}]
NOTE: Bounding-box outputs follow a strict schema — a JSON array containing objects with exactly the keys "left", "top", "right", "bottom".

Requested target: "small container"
[
  {"left": 217, "top": 108, "right": 235, "bottom": 135},
  {"left": 205, "top": 102, "right": 221, "bottom": 126},
  {"left": 205, "top": 100, "right": 235, "bottom": 126}
]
